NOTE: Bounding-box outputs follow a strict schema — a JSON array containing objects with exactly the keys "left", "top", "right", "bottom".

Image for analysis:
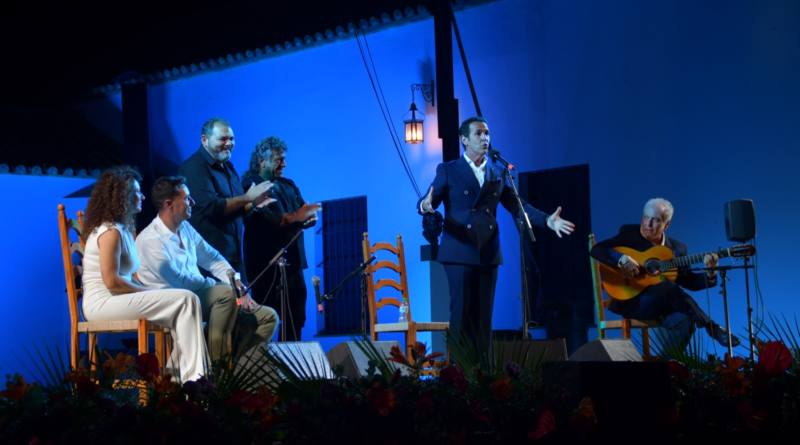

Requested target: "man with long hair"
[{"left": 242, "top": 136, "right": 319, "bottom": 341}]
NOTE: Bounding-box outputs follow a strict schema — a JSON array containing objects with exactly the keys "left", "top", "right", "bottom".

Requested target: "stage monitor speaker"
[
  {"left": 568, "top": 339, "right": 642, "bottom": 362},
  {"left": 494, "top": 338, "right": 568, "bottom": 366},
  {"left": 543, "top": 361, "right": 671, "bottom": 433},
  {"left": 327, "top": 340, "right": 411, "bottom": 378},
  {"left": 724, "top": 199, "right": 756, "bottom": 242},
  {"left": 237, "top": 341, "right": 334, "bottom": 388}
]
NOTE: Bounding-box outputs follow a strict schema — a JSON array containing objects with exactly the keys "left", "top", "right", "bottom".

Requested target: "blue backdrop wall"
[{"left": 2, "top": 0, "right": 797, "bottom": 379}]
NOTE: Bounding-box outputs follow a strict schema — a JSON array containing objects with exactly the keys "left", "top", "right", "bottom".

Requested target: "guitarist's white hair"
[{"left": 644, "top": 198, "right": 674, "bottom": 222}]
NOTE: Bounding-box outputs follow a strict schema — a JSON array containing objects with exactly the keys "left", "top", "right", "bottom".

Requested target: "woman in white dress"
[{"left": 81, "top": 166, "right": 209, "bottom": 382}]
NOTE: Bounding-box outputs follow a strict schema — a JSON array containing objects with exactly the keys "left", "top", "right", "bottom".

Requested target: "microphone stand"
[
  {"left": 490, "top": 148, "right": 537, "bottom": 340},
  {"left": 693, "top": 259, "right": 756, "bottom": 361},
  {"left": 241, "top": 228, "right": 303, "bottom": 299},
  {"left": 239, "top": 228, "right": 304, "bottom": 341},
  {"left": 320, "top": 255, "right": 376, "bottom": 335}
]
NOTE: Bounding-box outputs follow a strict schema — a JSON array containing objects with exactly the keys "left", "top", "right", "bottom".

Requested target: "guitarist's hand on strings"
[{"left": 618, "top": 255, "right": 642, "bottom": 277}]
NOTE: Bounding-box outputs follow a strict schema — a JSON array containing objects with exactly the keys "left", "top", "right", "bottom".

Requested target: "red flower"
[
  {"left": 366, "top": 382, "right": 396, "bottom": 416},
  {"left": 757, "top": 341, "right": 792, "bottom": 377},
  {"left": 1, "top": 375, "right": 31, "bottom": 401},
  {"left": 410, "top": 341, "right": 444, "bottom": 363},
  {"left": 666, "top": 360, "right": 690, "bottom": 382},
  {"left": 136, "top": 353, "right": 160, "bottom": 381},
  {"left": 489, "top": 375, "right": 513, "bottom": 401},
  {"left": 716, "top": 354, "right": 749, "bottom": 397},
  {"left": 528, "top": 409, "right": 556, "bottom": 440},
  {"left": 388, "top": 345, "right": 410, "bottom": 367},
  {"left": 439, "top": 365, "right": 468, "bottom": 392},
  {"left": 226, "top": 389, "right": 277, "bottom": 415}
]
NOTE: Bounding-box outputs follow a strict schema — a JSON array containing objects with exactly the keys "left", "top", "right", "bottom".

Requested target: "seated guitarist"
[{"left": 591, "top": 197, "right": 739, "bottom": 347}]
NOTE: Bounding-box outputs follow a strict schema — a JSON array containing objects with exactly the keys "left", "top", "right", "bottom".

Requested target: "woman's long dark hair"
[{"left": 83, "top": 166, "right": 142, "bottom": 241}]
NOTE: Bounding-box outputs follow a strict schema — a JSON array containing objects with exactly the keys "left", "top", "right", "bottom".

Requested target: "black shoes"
[{"left": 707, "top": 324, "right": 741, "bottom": 347}]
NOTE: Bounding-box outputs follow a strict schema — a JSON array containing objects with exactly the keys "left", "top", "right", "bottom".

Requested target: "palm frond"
[
  {"left": 650, "top": 327, "right": 712, "bottom": 370},
  {"left": 258, "top": 343, "right": 333, "bottom": 395},
  {"left": 756, "top": 313, "right": 800, "bottom": 363},
  {"left": 23, "top": 342, "right": 71, "bottom": 389},
  {"left": 351, "top": 337, "right": 398, "bottom": 380}
]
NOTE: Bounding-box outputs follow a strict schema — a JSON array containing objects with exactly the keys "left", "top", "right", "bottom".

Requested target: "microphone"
[
  {"left": 489, "top": 146, "right": 514, "bottom": 170},
  {"left": 312, "top": 276, "right": 324, "bottom": 313},
  {"left": 227, "top": 270, "right": 242, "bottom": 306}
]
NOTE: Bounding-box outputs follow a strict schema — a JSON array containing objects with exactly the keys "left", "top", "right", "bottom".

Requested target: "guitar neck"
[{"left": 663, "top": 248, "right": 731, "bottom": 270}]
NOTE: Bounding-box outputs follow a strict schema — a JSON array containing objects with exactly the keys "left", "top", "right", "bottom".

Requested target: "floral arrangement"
[{"left": 2, "top": 330, "right": 799, "bottom": 443}]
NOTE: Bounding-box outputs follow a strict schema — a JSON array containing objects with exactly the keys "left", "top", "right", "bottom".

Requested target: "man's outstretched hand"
[{"left": 546, "top": 206, "right": 576, "bottom": 238}]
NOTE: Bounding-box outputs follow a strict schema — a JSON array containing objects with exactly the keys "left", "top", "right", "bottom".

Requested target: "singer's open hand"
[{"left": 546, "top": 206, "right": 576, "bottom": 238}]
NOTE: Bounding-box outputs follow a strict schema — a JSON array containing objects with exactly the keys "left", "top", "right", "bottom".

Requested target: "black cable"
[
  {"left": 356, "top": 30, "right": 420, "bottom": 198},
  {"left": 450, "top": 7, "right": 482, "bottom": 117},
  {"left": 361, "top": 32, "right": 422, "bottom": 197},
  {"left": 354, "top": 29, "right": 422, "bottom": 198}
]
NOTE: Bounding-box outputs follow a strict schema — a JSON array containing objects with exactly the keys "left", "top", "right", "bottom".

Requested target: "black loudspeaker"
[
  {"left": 237, "top": 341, "right": 334, "bottom": 387},
  {"left": 494, "top": 338, "right": 568, "bottom": 366},
  {"left": 327, "top": 340, "right": 411, "bottom": 378},
  {"left": 568, "top": 339, "right": 643, "bottom": 362},
  {"left": 543, "top": 361, "right": 671, "bottom": 434},
  {"left": 724, "top": 199, "right": 756, "bottom": 242}
]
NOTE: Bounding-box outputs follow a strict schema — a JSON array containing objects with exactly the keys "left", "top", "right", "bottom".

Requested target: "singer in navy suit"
[{"left": 418, "top": 117, "right": 575, "bottom": 350}]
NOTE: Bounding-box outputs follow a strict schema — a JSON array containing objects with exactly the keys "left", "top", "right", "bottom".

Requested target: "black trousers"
[
  {"left": 443, "top": 263, "right": 498, "bottom": 350},
  {"left": 608, "top": 281, "right": 714, "bottom": 336}
]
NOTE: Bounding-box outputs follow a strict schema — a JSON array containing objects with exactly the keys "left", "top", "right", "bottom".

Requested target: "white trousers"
[{"left": 83, "top": 289, "right": 210, "bottom": 383}]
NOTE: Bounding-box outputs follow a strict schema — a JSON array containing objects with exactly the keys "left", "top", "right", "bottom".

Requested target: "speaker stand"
[{"left": 743, "top": 256, "right": 755, "bottom": 362}]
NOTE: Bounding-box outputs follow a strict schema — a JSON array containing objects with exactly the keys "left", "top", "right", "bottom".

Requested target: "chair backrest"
[
  {"left": 58, "top": 204, "right": 85, "bottom": 330},
  {"left": 362, "top": 232, "right": 411, "bottom": 331},
  {"left": 588, "top": 233, "right": 608, "bottom": 329}
]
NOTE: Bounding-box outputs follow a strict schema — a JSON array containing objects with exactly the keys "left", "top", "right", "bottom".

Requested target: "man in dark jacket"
[
  {"left": 590, "top": 197, "right": 740, "bottom": 347},
  {"left": 418, "top": 116, "right": 575, "bottom": 350},
  {"left": 242, "top": 136, "right": 319, "bottom": 341},
  {"left": 179, "top": 117, "right": 273, "bottom": 276}
]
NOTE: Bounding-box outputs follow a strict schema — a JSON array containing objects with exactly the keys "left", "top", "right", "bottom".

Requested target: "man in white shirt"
[{"left": 136, "top": 176, "right": 278, "bottom": 362}]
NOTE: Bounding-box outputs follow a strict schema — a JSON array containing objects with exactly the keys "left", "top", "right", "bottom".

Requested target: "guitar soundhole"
[{"left": 644, "top": 259, "right": 662, "bottom": 276}]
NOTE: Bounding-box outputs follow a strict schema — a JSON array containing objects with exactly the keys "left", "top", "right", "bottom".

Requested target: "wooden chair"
[
  {"left": 58, "top": 204, "right": 170, "bottom": 373},
  {"left": 362, "top": 232, "right": 449, "bottom": 361},
  {"left": 588, "top": 233, "right": 657, "bottom": 358}
]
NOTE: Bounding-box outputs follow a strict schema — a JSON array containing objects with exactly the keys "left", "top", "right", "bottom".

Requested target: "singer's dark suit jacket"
[
  {"left": 590, "top": 224, "right": 717, "bottom": 329},
  {"left": 418, "top": 155, "right": 548, "bottom": 265},
  {"left": 418, "top": 155, "right": 548, "bottom": 345}
]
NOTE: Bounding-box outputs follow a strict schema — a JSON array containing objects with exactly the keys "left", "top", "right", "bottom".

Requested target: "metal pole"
[
  {"left": 719, "top": 269, "right": 733, "bottom": 358},
  {"left": 743, "top": 257, "right": 755, "bottom": 362}
]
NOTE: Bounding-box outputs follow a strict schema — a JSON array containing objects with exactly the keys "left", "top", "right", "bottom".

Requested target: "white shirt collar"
[
  {"left": 463, "top": 153, "right": 487, "bottom": 187},
  {"left": 463, "top": 152, "right": 486, "bottom": 170}
]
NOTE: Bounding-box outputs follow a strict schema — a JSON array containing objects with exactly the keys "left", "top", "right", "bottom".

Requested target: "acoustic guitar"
[{"left": 598, "top": 244, "right": 755, "bottom": 301}]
